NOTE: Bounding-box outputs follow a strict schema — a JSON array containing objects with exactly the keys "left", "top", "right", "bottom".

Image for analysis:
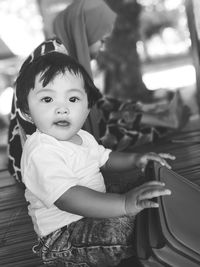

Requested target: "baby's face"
[{"left": 27, "top": 71, "right": 90, "bottom": 142}]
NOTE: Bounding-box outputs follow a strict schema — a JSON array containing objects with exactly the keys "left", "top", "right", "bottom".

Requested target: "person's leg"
[{"left": 35, "top": 216, "right": 135, "bottom": 267}]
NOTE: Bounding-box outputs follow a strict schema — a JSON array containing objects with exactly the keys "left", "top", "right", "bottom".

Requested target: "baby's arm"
[
  {"left": 102, "top": 151, "right": 175, "bottom": 173},
  {"left": 55, "top": 181, "right": 171, "bottom": 218}
]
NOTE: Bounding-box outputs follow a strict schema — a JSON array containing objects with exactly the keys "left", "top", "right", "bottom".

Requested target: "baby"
[{"left": 16, "top": 38, "right": 174, "bottom": 267}]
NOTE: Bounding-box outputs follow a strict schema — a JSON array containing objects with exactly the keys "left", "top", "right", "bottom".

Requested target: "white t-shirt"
[{"left": 21, "top": 129, "right": 111, "bottom": 237}]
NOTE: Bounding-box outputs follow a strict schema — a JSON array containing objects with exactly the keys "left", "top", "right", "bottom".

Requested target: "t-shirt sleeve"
[
  {"left": 24, "top": 146, "right": 77, "bottom": 208},
  {"left": 81, "top": 130, "right": 112, "bottom": 167},
  {"left": 97, "top": 144, "right": 112, "bottom": 167}
]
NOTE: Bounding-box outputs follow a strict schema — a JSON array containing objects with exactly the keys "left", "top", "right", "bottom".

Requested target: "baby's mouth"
[{"left": 54, "top": 120, "right": 70, "bottom": 127}]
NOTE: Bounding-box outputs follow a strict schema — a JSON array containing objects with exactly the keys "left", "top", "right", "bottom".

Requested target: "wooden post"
[{"left": 185, "top": 0, "right": 200, "bottom": 114}]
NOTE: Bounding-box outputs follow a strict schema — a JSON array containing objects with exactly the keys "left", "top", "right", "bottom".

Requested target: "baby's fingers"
[
  {"left": 137, "top": 188, "right": 171, "bottom": 210},
  {"left": 137, "top": 181, "right": 166, "bottom": 191},
  {"left": 139, "top": 188, "right": 171, "bottom": 201},
  {"left": 159, "top": 158, "right": 172, "bottom": 169},
  {"left": 144, "top": 153, "right": 173, "bottom": 170},
  {"left": 152, "top": 156, "right": 171, "bottom": 168},
  {"left": 138, "top": 199, "right": 159, "bottom": 209},
  {"left": 152, "top": 156, "right": 173, "bottom": 169},
  {"left": 158, "top": 153, "right": 176, "bottom": 160}
]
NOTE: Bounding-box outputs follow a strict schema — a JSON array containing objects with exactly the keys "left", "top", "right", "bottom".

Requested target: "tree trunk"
[{"left": 100, "top": 0, "right": 152, "bottom": 102}]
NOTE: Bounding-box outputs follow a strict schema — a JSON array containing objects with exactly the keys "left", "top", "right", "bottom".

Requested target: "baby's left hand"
[{"left": 136, "top": 152, "right": 176, "bottom": 173}]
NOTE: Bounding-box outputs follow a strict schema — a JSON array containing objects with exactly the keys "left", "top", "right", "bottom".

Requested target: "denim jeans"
[{"left": 33, "top": 216, "right": 135, "bottom": 267}]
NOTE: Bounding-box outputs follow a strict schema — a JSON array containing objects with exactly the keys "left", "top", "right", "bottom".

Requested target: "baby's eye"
[
  {"left": 41, "top": 97, "right": 52, "bottom": 103},
  {"left": 69, "top": 97, "right": 79, "bottom": 103}
]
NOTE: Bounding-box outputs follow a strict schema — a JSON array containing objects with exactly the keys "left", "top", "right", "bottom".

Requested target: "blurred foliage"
[
  {"left": 139, "top": 0, "right": 188, "bottom": 40},
  {"left": 140, "top": 8, "right": 177, "bottom": 39}
]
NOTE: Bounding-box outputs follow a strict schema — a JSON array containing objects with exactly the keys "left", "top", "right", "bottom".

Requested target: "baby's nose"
[{"left": 56, "top": 106, "right": 69, "bottom": 115}]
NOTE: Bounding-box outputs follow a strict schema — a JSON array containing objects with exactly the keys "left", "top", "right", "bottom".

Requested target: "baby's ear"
[{"left": 22, "top": 111, "right": 34, "bottom": 124}]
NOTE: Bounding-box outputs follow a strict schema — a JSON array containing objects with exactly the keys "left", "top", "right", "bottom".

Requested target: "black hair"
[{"left": 16, "top": 52, "right": 102, "bottom": 113}]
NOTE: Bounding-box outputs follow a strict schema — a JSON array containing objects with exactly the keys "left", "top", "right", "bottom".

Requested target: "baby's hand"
[
  {"left": 124, "top": 181, "right": 171, "bottom": 216},
  {"left": 135, "top": 152, "right": 175, "bottom": 173}
]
